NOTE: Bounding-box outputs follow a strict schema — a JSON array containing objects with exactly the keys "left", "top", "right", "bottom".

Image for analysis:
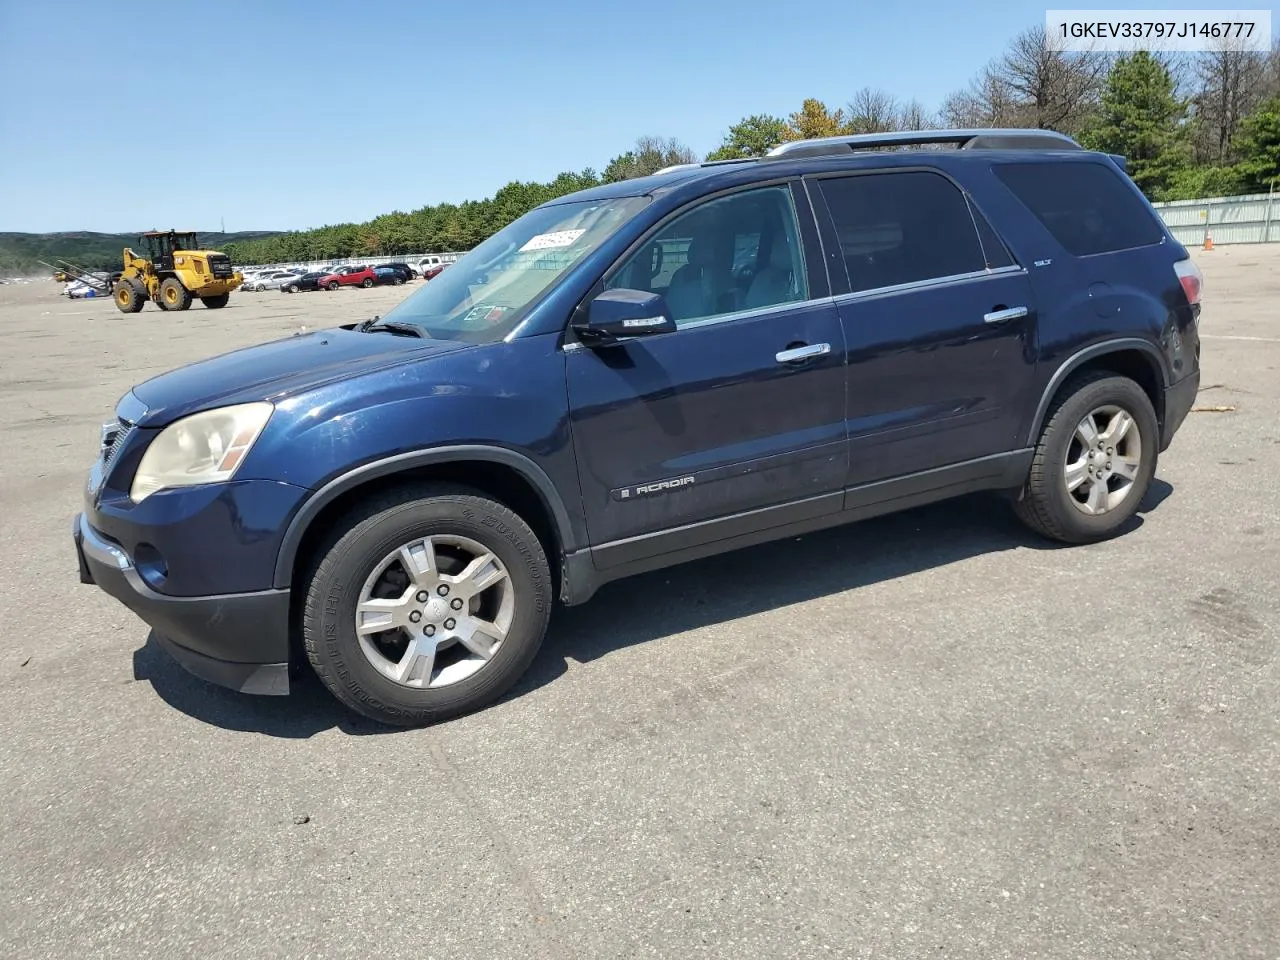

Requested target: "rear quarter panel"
[{"left": 963, "top": 160, "right": 1197, "bottom": 442}]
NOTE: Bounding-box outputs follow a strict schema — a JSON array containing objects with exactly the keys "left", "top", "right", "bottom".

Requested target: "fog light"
[{"left": 133, "top": 543, "right": 168, "bottom": 588}]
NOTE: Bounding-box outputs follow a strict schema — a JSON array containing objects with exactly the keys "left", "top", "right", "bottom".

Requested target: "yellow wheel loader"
[{"left": 112, "top": 230, "right": 243, "bottom": 314}]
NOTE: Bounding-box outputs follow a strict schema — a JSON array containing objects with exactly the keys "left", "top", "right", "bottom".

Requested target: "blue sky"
[{"left": 0, "top": 0, "right": 1274, "bottom": 232}]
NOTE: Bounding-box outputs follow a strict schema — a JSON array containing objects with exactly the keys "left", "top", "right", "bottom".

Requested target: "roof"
[{"left": 542, "top": 129, "right": 1106, "bottom": 208}]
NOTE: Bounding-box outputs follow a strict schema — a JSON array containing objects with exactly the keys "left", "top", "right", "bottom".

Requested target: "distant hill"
[{"left": 0, "top": 230, "right": 282, "bottom": 276}]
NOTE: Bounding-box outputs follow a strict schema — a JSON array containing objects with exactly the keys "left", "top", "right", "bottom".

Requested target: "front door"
[
  {"left": 566, "top": 183, "right": 847, "bottom": 569},
  {"left": 809, "top": 169, "right": 1038, "bottom": 487}
]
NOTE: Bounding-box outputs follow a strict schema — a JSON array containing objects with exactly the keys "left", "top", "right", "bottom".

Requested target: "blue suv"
[{"left": 74, "top": 129, "right": 1202, "bottom": 726}]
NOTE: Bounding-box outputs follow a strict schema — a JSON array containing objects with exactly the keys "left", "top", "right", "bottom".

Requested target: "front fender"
[
  {"left": 270, "top": 444, "right": 578, "bottom": 588},
  {"left": 236, "top": 336, "right": 582, "bottom": 587}
]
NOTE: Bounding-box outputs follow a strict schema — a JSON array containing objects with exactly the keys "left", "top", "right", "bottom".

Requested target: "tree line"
[{"left": 225, "top": 29, "right": 1280, "bottom": 266}]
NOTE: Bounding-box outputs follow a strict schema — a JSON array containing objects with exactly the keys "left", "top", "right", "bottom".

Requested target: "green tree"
[
  {"left": 705, "top": 114, "right": 789, "bottom": 160},
  {"left": 1231, "top": 95, "right": 1280, "bottom": 193},
  {"left": 1160, "top": 165, "right": 1243, "bottom": 201},
  {"left": 1082, "top": 51, "right": 1189, "bottom": 198},
  {"left": 222, "top": 169, "right": 605, "bottom": 265}
]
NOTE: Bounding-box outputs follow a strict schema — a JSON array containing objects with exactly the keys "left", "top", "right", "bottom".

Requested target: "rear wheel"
[
  {"left": 200, "top": 293, "right": 230, "bottom": 309},
  {"left": 158, "top": 277, "right": 192, "bottom": 311},
  {"left": 302, "top": 485, "right": 552, "bottom": 727},
  {"left": 361, "top": 277, "right": 373, "bottom": 288},
  {"left": 113, "top": 279, "right": 145, "bottom": 313},
  {"left": 1013, "top": 372, "right": 1158, "bottom": 543}
]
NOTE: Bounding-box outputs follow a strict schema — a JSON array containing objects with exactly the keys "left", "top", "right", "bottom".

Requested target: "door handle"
[
  {"left": 775, "top": 342, "right": 831, "bottom": 364},
  {"left": 984, "top": 306, "right": 1029, "bottom": 324}
]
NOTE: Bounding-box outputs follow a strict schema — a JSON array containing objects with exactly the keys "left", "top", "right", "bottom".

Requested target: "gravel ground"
[{"left": 0, "top": 250, "right": 1277, "bottom": 960}]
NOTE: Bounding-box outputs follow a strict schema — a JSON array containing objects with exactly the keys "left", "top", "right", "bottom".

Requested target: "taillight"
[{"left": 1173, "top": 258, "right": 1203, "bottom": 307}]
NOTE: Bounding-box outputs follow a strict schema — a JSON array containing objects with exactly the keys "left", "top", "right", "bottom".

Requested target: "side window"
[
  {"left": 994, "top": 161, "right": 1164, "bottom": 256},
  {"left": 970, "top": 202, "right": 1016, "bottom": 269},
  {"left": 607, "top": 186, "right": 808, "bottom": 327},
  {"left": 818, "top": 171, "right": 986, "bottom": 293}
]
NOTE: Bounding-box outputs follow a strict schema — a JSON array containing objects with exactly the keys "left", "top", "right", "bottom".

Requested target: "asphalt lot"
[{"left": 1, "top": 254, "right": 1278, "bottom": 960}]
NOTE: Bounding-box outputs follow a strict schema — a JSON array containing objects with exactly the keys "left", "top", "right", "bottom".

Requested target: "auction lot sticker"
[
  {"left": 1047, "top": 9, "right": 1272, "bottom": 52},
  {"left": 520, "top": 229, "right": 586, "bottom": 252}
]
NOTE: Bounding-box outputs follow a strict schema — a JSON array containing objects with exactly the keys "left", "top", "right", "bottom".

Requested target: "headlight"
[{"left": 131, "top": 402, "right": 273, "bottom": 503}]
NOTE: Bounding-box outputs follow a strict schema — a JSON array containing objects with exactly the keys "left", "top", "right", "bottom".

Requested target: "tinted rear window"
[{"left": 994, "top": 161, "right": 1164, "bottom": 256}]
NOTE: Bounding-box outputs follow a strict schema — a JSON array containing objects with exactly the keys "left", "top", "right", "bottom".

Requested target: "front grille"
[
  {"left": 102, "top": 420, "right": 135, "bottom": 466},
  {"left": 208, "top": 254, "right": 234, "bottom": 279}
]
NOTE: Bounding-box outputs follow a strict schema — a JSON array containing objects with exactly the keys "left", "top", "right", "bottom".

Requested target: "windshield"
[{"left": 379, "top": 195, "right": 649, "bottom": 342}]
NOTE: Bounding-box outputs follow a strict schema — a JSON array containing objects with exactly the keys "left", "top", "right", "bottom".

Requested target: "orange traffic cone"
[{"left": 1203, "top": 230, "right": 1214, "bottom": 251}]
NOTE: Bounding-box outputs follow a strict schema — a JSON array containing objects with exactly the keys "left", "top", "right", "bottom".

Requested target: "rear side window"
[
  {"left": 994, "top": 161, "right": 1164, "bottom": 256},
  {"left": 818, "top": 171, "right": 987, "bottom": 293}
]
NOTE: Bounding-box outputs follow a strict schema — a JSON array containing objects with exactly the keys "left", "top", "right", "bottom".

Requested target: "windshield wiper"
[{"left": 361, "top": 318, "right": 425, "bottom": 338}]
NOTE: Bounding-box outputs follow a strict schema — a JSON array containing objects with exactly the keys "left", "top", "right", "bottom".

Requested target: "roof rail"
[
  {"left": 763, "top": 128, "right": 1083, "bottom": 160},
  {"left": 652, "top": 163, "right": 703, "bottom": 176}
]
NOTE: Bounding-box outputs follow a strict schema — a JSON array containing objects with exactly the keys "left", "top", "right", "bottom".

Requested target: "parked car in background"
[
  {"left": 417, "top": 254, "right": 456, "bottom": 279},
  {"left": 318, "top": 265, "right": 376, "bottom": 290},
  {"left": 379, "top": 262, "right": 418, "bottom": 282},
  {"left": 280, "top": 272, "right": 331, "bottom": 294},
  {"left": 374, "top": 266, "right": 408, "bottom": 286},
  {"left": 248, "top": 269, "right": 306, "bottom": 292}
]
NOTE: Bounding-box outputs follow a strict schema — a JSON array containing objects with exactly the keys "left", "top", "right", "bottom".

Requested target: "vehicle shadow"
[
  {"left": 131, "top": 482, "right": 1173, "bottom": 738},
  {"left": 507, "top": 482, "right": 1174, "bottom": 699}
]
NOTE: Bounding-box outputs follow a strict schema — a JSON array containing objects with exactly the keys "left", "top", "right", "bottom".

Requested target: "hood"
[{"left": 130, "top": 326, "right": 471, "bottom": 426}]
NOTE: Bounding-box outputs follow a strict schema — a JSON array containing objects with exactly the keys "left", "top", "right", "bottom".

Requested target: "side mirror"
[{"left": 574, "top": 288, "right": 676, "bottom": 345}]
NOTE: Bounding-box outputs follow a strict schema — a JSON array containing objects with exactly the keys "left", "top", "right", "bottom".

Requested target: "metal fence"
[{"left": 1152, "top": 190, "right": 1280, "bottom": 246}]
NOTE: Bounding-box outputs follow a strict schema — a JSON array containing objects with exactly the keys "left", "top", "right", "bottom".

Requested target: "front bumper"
[
  {"left": 74, "top": 513, "right": 292, "bottom": 695},
  {"left": 1161, "top": 368, "right": 1200, "bottom": 451},
  {"left": 192, "top": 278, "right": 242, "bottom": 296}
]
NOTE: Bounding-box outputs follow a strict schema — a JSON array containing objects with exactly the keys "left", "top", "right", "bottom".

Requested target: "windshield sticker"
[{"left": 520, "top": 229, "right": 585, "bottom": 252}]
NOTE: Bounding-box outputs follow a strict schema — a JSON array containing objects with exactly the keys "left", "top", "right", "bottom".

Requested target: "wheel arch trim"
[
  {"left": 1026, "top": 338, "right": 1169, "bottom": 447},
  {"left": 271, "top": 445, "right": 577, "bottom": 589}
]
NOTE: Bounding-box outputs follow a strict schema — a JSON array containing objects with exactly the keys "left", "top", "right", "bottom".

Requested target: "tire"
[
  {"left": 361, "top": 277, "right": 373, "bottom": 288},
  {"left": 1013, "top": 372, "right": 1158, "bottom": 544},
  {"left": 394, "top": 277, "right": 405, "bottom": 285},
  {"left": 302, "top": 484, "right": 552, "bottom": 727},
  {"left": 113, "top": 279, "right": 145, "bottom": 313},
  {"left": 328, "top": 281, "right": 340, "bottom": 291},
  {"left": 286, "top": 283, "right": 299, "bottom": 294},
  {"left": 200, "top": 293, "right": 230, "bottom": 309},
  {"left": 158, "top": 277, "right": 192, "bottom": 311}
]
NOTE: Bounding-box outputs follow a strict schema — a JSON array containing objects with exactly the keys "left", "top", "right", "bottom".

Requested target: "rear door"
[
  {"left": 809, "top": 168, "right": 1039, "bottom": 486},
  {"left": 566, "top": 182, "right": 848, "bottom": 565}
]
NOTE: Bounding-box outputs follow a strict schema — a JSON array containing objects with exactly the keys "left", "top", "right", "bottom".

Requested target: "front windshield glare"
[{"left": 378, "top": 196, "right": 649, "bottom": 342}]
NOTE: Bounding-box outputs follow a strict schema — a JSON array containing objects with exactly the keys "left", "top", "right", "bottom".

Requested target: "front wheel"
[
  {"left": 113, "top": 279, "right": 145, "bottom": 313},
  {"left": 200, "top": 293, "right": 230, "bottom": 309},
  {"left": 286, "top": 283, "right": 299, "bottom": 293},
  {"left": 1013, "top": 372, "right": 1158, "bottom": 544},
  {"left": 328, "top": 281, "right": 340, "bottom": 291},
  {"left": 302, "top": 485, "right": 552, "bottom": 727},
  {"left": 361, "top": 278, "right": 373, "bottom": 288},
  {"left": 158, "top": 277, "right": 192, "bottom": 311}
]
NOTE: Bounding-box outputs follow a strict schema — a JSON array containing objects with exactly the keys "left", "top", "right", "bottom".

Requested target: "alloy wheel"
[
  {"left": 1063, "top": 404, "right": 1142, "bottom": 515},
  {"left": 354, "top": 534, "right": 514, "bottom": 688}
]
